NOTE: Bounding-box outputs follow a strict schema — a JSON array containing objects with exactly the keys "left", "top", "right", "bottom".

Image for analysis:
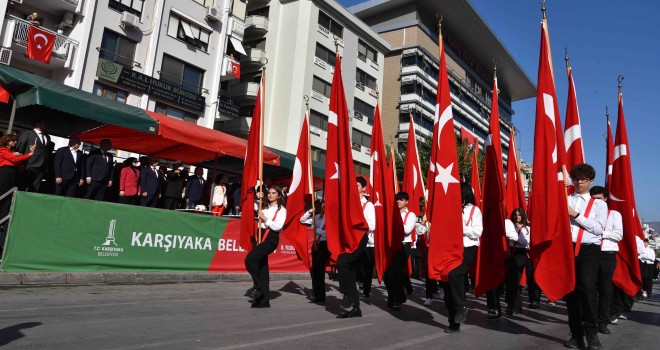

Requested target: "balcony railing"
[{"left": 9, "top": 15, "right": 79, "bottom": 61}]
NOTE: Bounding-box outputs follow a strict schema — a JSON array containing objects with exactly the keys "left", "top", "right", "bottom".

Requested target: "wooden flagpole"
[{"left": 257, "top": 65, "right": 267, "bottom": 244}]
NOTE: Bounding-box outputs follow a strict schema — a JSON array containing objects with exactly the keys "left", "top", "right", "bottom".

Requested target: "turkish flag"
[
  {"left": 609, "top": 91, "right": 643, "bottom": 296},
  {"left": 0, "top": 85, "right": 9, "bottom": 103},
  {"left": 563, "top": 67, "right": 585, "bottom": 194},
  {"left": 426, "top": 32, "right": 464, "bottom": 282},
  {"left": 505, "top": 129, "right": 527, "bottom": 217},
  {"left": 605, "top": 113, "right": 614, "bottom": 195},
  {"left": 460, "top": 127, "right": 479, "bottom": 148},
  {"left": 402, "top": 114, "right": 426, "bottom": 217},
  {"left": 230, "top": 61, "right": 241, "bottom": 79},
  {"left": 281, "top": 111, "right": 313, "bottom": 269},
  {"left": 474, "top": 76, "right": 508, "bottom": 298},
  {"left": 369, "top": 103, "right": 404, "bottom": 281},
  {"left": 469, "top": 141, "right": 482, "bottom": 210},
  {"left": 27, "top": 26, "right": 56, "bottom": 64},
  {"left": 324, "top": 53, "right": 368, "bottom": 261},
  {"left": 239, "top": 76, "right": 265, "bottom": 252},
  {"left": 529, "top": 18, "right": 575, "bottom": 302}
]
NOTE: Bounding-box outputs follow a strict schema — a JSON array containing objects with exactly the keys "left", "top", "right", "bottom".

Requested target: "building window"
[
  {"left": 312, "top": 76, "right": 332, "bottom": 98},
  {"left": 109, "top": 0, "right": 144, "bottom": 17},
  {"left": 401, "top": 54, "right": 417, "bottom": 67},
  {"left": 311, "top": 146, "right": 326, "bottom": 163},
  {"left": 352, "top": 129, "right": 371, "bottom": 148},
  {"left": 160, "top": 55, "right": 205, "bottom": 94},
  {"left": 356, "top": 68, "right": 377, "bottom": 91},
  {"left": 155, "top": 102, "right": 198, "bottom": 121},
  {"left": 245, "top": 38, "right": 266, "bottom": 51},
  {"left": 354, "top": 98, "right": 374, "bottom": 119},
  {"left": 318, "top": 11, "right": 343, "bottom": 38},
  {"left": 354, "top": 162, "right": 370, "bottom": 176},
  {"left": 192, "top": 0, "right": 214, "bottom": 6},
  {"left": 167, "top": 13, "right": 211, "bottom": 52},
  {"left": 93, "top": 82, "right": 128, "bottom": 103},
  {"left": 100, "top": 30, "right": 136, "bottom": 67},
  {"left": 232, "top": 0, "right": 247, "bottom": 20},
  {"left": 399, "top": 112, "right": 433, "bottom": 132},
  {"left": 358, "top": 40, "right": 377, "bottom": 63},
  {"left": 247, "top": 6, "right": 270, "bottom": 18},
  {"left": 315, "top": 43, "right": 336, "bottom": 67},
  {"left": 310, "top": 109, "right": 329, "bottom": 131}
]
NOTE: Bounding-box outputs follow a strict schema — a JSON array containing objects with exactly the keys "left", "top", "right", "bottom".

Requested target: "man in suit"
[
  {"left": 163, "top": 161, "right": 184, "bottom": 210},
  {"left": 84, "top": 139, "right": 114, "bottom": 201},
  {"left": 53, "top": 137, "right": 84, "bottom": 197},
  {"left": 15, "top": 118, "right": 51, "bottom": 192},
  {"left": 139, "top": 157, "right": 161, "bottom": 207},
  {"left": 186, "top": 167, "right": 205, "bottom": 209}
]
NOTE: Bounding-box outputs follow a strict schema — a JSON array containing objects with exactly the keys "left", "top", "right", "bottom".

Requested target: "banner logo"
[{"left": 94, "top": 219, "right": 124, "bottom": 257}]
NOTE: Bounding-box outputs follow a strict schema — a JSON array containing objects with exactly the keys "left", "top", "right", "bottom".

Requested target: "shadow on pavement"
[{"left": 0, "top": 322, "right": 42, "bottom": 346}]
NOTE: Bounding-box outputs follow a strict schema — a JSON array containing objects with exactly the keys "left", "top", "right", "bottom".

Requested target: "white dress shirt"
[
  {"left": 69, "top": 147, "right": 78, "bottom": 163},
  {"left": 259, "top": 204, "right": 287, "bottom": 232},
  {"left": 462, "top": 204, "right": 483, "bottom": 247},
  {"left": 636, "top": 236, "right": 645, "bottom": 260},
  {"left": 361, "top": 196, "right": 376, "bottom": 247},
  {"left": 401, "top": 208, "right": 417, "bottom": 243},
  {"left": 640, "top": 246, "right": 656, "bottom": 264},
  {"left": 601, "top": 210, "right": 623, "bottom": 252},
  {"left": 300, "top": 212, "right": 327, "bottom": 242},
  {"left": 504, "top": 219, "right": 530, "bottom": 249},
  {"left": 567, "top": 192, "right": 607, "bottom": 245}
]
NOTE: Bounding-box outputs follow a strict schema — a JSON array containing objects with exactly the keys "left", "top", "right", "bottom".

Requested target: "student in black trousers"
[
  {"left": 504, "top": 208, "right": 535, "bottom": 316},
  {"left": 300, "top": 200, "right": 329, "bottom": 303},
  {"left": 245, "top": 185, "right": 287, "bottom": 308}
]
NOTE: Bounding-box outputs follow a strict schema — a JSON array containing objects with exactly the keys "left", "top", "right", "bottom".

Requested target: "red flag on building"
[
  {"left": 563, "top": 65, "right": 585, "bottom": 194},
  {"left": 370, "top": 103, "right": 404, "bottom": 281},
  {"left": 605, "top": 108, "right": 614, "bottom": 195},
  {"left": 469, "top": 142, "right": 482, "bottom": 209},
  {"left": 0, "top": 85, "right": 9, "bottom": 103},
  {"left": 402, "top": 114, "right": 426, "bottom": 217},
  {"left": 426, "top": 28, "right": 464, "bottom": 282},
  {"left": 239, "top": 76, "right": 265, "bottom": 252},
  {"left": 529, "top": 16, "right": 575, "bottom": 302},
  {"left": 474, "top": 75, "right": 508, "bottom": 298},
  {"left": 505, "top": 129, "right": 527, "bottom": 216},
  {"left": 460, "top": 127, "right": 479, "bottom": 148},
  {"left": 609, "top": 88, "right": 642, "bottom": 296},
  {"left": 230, "top": 61, "right": 241, "bottom": 80},
  {"left": 27, "top": 26, "right": 56, "bottom": 64},
  {"left": 281, "top": 111, "right": 313, "bottom": 269},
  {"left": 324, "top": 53, "right": 368, "bottom": 261}
]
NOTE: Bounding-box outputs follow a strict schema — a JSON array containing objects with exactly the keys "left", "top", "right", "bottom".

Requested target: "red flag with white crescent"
[
  {"left": 505, "top": 130, "right": 527, "bottom": 216},
  {"left": 27, "top": 26, "right": 56, "bottom": 64},
  {"left": 564, "top": 67, "right": 585, "bottom": 194},
  {"left": 402, "top": 115, "right": 426, "bottom": 217}
]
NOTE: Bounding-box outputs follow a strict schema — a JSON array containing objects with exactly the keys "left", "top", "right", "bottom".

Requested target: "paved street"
[{"left": 0, "top": 278, "right": 658, "bottom": 349}]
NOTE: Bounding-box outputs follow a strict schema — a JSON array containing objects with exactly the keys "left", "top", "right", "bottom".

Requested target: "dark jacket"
[
  {"left": 85, "top": 149, "right": 114, "bottom": 182},
  {"left": 164, "top": 170, "right": 183, "bottom": 199},
  {"left": 15, "top": 129, "right": 51, "bottom": 169},
  {"left": 139, "top": 166, "right": 160, "bottom": 196},
  {"left": 53, "top": 146, "right": 84, "bottom": 181},
  {"left": 185, "top": 175, "right": 205, "bottom": 202}
]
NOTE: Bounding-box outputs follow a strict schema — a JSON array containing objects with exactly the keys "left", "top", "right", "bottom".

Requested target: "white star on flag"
[
  {"left": 37, "top": 44, "right": 42, "bottom": 49},
  {"left": 330, "top": 162, "right": 340, "bottom": 180},
  {"left": 434, "top": 162, "right": 459, "bottom": 194}
]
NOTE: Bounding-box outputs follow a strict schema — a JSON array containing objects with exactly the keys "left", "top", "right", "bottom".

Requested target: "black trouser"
[
  {"left": 310, "top": 241, "right": 330, "bottom": 300},
  {"left": 20, "top": 167, "right": 45, "bottom": 193},
  {"left": 361, "top": 246, "right": 375, "bottom": 296},
  {"left": 119, "top": 195, "right": 139, "bottom": 205},
  {"left": 526, "top": 256, "right": 541, "bottom": 303},
  {"left": 337, "top": 233, "right": 368, "bottom": 308},
  {"left": 85, "top": 180, "right": 107, "bottom": 201},
  {"left": 597, "top": 251, "right": 617, "bottom": 325},
  {"left": 609, "top": 285, "right": 626, "bottom": 317},
  {"left": 566, "top": 244, "right": 601, "bottom": 338},
  {"left": 402, "top": 243, "right": 413, "bottom": 294},
  {"left": 423, "top": 248, "right": 438, "bottom": 298},
  {"left": 140, "top": 195, "right": 158, "bottom": 207},
  {"left": 486, "top": 286, "right": 503, "bottom": 311},
  {"left": 643, "top": 262, "right": 654, "bottom": 294},
  {"left": 443, "top": 246, "right": 477, "bottom": 327},
  {"left": 245, "top": 233, "right": 279, "bottom": 306},
  {"left": 506, "top": 248, "right": 527, "bottom": 310},
  {"left": 411, "top": 247, "right": 422, "bottom": 279},
  {"left": 384, "top": 243, "right": 410, "bottom": 306},
  {"left": 55, "top": 178, "right": 79, "bottom": 197},
  {"left": 164, "top": 197, "right": 180, "bottom": 210}
]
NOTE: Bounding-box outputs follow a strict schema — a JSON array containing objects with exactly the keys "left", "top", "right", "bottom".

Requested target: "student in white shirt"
[
  {"left": 383, "top": 192, "right": 417, "bottom": 310},
  {"left": 300, "top": 200, "right": 329, "bottom": 303},
  {"left": 641, "top": 239, "right": 656, "bottom": 298},
  {"left": 504, "top": 208, "right": 540, "bottom": 317},
  {"left": 443, "top": 182, "right": 483, "bottom": 334},
  {"left": 244, "top": 185, "right": 287, "bottom": 308}
]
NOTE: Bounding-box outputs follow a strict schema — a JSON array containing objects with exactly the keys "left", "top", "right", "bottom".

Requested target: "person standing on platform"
[
  {"left": 163, "top": 162, "right": 184, "bottom": 210},
  {"left": 118, "top": 158, "right": 140, "bottom": 205},
  {"left": 336, "top": 176, "right": 374, "bottom": 318},
  {"left": 301, "top": 200, "right": 329, "bottom": 303},
  {"left": 210, "top": 174, "right": 227, "bottom": 216},
  {"left": 443, "top": 182, "right": 482, "bottom": 334},
  {"left": 53, "top": 137, "right": 84, "bottom": 197},
  {"left": 139, "top": 157, "right": 160, "bottom": 208},
  {"left": 15, "top": 118, "right": 51, "bottom": 193},
  {"left": 84, "top": 139, "right": 113, "bottom": 201},
  {"left": 589, "top": 186, "right": 623, "bottom": 335},
  {"left": 504, "top": 208, "right": 539, "bottom": 316},
  {"left": 185, "top": 167, "right": 205, "bottom": 209},
  {"left": 245, "top": 185, "right": 287, "bottom": 308},
  {"left": 564, "top": 164, "right": 608, "bottom": 350}
]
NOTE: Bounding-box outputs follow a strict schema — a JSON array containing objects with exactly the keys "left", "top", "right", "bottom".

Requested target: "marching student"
[
  {"left": 336, "top": 176, "right": 374, "bottom": 318},
  {"left": 383, "top": 192, "right": 417, "bottom": 310},
  {"left": 564, "top": 164, "right": 608, "bottom": 350},
  {"left": 589, "top": 186, "right": 623, "bottom": 335},
  {"left": 640, "top": 239, "right": 656, "bottom": 298},
  {"left": 504, "top": 208, "right": 539, "bottom": 316},
  {"left": 244, "top": 185, "right": 287, "bottom": 308},
  {"left": 443, "top": 182, "right": 483, "bottom": 333},
  {"left": 300, "top": 200, "right": 330, "bottom": 303}
]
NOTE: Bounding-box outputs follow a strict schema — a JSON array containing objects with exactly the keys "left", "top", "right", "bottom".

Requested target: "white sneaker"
[
  {"left": 423, "top": 298, "right": 433, "bottom": 306},
  {"left": 642, "top": 291, "right": 648, "bottom": 298},
  {"left": 437, "top": 289, "right": 445, "bottom": 301}
]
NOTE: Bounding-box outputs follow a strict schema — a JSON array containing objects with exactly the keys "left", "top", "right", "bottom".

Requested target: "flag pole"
[
  {"left": 305, "top": 95, "right": 318, "bottom": 252},
  {"left": 257, "top": 61, "right": 268, "bottom": 244}
]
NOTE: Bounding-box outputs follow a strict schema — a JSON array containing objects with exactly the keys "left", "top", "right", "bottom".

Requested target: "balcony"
[
  {"left": 241, "top": 48, "right": 266, "bottom": 66},
  {"left": 229, "top": 16, "right": 245, "bottom": 41},
  {"left": 221, "top": 55, "right": 240, "bottom": 82},
  {"left": 23, "top": 0, "right": 82, "bottom": 14},
  {"left": 3, "top": 16, "right": 79, "bottom": 67},
  {"left": 244, "top": 16, "right": 269, "bottom": 35},
  {"left": 227, "top": 82, "right": 259, "bottom": 100}
]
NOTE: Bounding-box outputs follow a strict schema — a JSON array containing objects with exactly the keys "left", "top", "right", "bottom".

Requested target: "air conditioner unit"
[
  {"left": 0, "top": 48, "right": 12, "bottom": 66},
  {"left": 120, "top": 11, "right": 139, "bottom": 28},
  {"left": 206, "top": 6, "right": 222, "bottom": 21}
]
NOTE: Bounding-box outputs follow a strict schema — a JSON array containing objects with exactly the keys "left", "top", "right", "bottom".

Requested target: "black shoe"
[
  {"left": 563, "top": 337, "right": 585, "bottom": 349},
  {"left": 513, "top": 307, "right": 523, "bottom": 315},
  {"left": 486, "top": 309, "right": 501, "bottom": 321},
  {"left": 245, "top": 287, "right": 255, "bottom": 296},
  {"left": 598, "top": 323, "right": 611, "bottom": 334},
  {"left": 406, "top": 289, "right": 413, "bottom": 296},
  {"left": 529, "top": 301, "right": 540, "bottom": 309},
  {"left": 586, "top": 334, "right": 603, "bottom": 350},
  {"left": 444, "top": 325, "right": 460, "bottom": 334},
  {"left": 340, "top": 295, "right": 352, "bottom": 308},
  {"left": 250, "top": 288, "right": 263, "bottom": 300},
  {"left": 454, "top": 307, "right": 468, "bottom": 324},
  {"left": 337, "top": 307, "right": 362, "bottom": 318},
  {"left": 251, "top": 302, "right": 270, "bottom": 308},
  {"left": 310, "top": 297, "right": 325, "bottom": 304},
  {"left": 505, "top": 307, "right": 514, "bottom": 316}
]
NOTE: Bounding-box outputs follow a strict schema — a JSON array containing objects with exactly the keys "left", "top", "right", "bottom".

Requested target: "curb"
[{"left": 0, "top": 272, "right": 311, "bottom": 286}]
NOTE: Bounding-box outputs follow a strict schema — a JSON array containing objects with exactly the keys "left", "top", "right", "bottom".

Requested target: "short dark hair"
[
  {"left": 570, "top": 164, "right": 596, "bottom": 182},
  {"left": 395, "top": 192, "right": 409, "bottom": 201},
  {"left": 356, "top": 176, "right": 367, "bottom": 188},
  {"left": 589, "top": 186, "right": 607, "bottom": 198},
  {"left": 68, "top": 137, "right": 81, "bottom": 147}
]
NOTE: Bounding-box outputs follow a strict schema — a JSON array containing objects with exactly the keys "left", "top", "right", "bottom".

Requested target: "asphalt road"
[{"left": 0, "top": 279, "right": 658, "bottom": 349}]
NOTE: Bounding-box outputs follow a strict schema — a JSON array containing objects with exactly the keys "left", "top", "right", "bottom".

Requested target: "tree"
[{"left": 407, "top": 134, "right": 484, "bottom": 186}]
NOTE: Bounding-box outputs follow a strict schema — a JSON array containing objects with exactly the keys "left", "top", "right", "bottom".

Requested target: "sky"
[{"left": 339, "top": 0, "right": 660, "bottom": 221}]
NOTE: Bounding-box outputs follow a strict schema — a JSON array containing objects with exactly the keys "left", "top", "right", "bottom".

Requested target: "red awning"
[{"left": 78, "top": 111, "right": 280, "bottom": 165}]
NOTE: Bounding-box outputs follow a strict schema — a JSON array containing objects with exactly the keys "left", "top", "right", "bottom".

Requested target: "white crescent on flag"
[
  {"left": 288, "top": 157, "right": 302, "bottom": 195},
  {"left": 34, "top": 33, "right": 48, "bottom": 49}
]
